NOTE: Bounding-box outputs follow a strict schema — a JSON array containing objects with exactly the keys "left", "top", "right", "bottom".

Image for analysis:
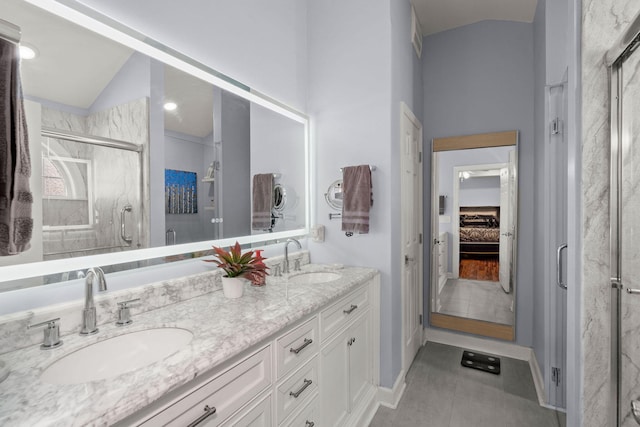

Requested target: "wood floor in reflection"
[{"left": 459, "top": 257, "right": 499, "bottom": 282}]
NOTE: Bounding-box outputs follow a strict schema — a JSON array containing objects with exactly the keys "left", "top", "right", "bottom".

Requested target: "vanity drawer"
[
  {"left": 276, "top": 357, "right": 318, "bottom": 424},
  {"left": 276, "top": 317, "right": 318, "bottom": 379},
  {"left": 281, "top": 393, "right": 319, "bottom": 427},
  {"left": 140, "top": 346, "right": 272, "bottom": 427},
  {"left": 219, "top": 393, "right": 272, "bottom": 427},
  {"left": 319, "top": 285, "right": 370, "bottom": 342}
]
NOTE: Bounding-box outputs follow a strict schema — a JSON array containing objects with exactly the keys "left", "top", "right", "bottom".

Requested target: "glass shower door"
[{"left": 612, "top": 34, "right": 640, "bottom": 427}]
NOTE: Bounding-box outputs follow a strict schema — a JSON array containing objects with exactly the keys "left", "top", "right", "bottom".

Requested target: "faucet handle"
[
  {"left": 274, "top": 264, "right": 282, "bottom": 277},
  {"left": 294, "top": 259, "right": 301, "bottom": 271},
  {"left": 116, "top": 298, "right": 140, "bottom": 326},
  {"left": 28, "top": 318, "right": 63, "bottom": 350}
]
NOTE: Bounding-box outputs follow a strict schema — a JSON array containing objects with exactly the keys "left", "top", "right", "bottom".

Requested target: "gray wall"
[
  {"left": 217, "top": 90, "right": 251, "bottom": 239},
  {"left": 422, "top": 20, "right": 535, "bottom": 347},
  {"left": 390, "top": 0, "right": 425, "bottom": 384},
  {"left": 532, "top": 0, "right": 547, "bottom": 390}
]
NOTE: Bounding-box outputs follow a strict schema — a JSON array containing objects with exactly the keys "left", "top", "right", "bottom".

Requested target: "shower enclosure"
[
  {"left": 41, "top": 128, "right": 145, "bottom": 261},
  {"left": 608, "top": 12, "right": 640, "bottom": 426}
]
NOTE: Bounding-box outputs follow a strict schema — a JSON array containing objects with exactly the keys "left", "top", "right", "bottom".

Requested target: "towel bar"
[
  {"left": 329, "top": 213, "right": 342, "bottom": 220},
  {"left": 339, "top": 165, "right": 376, "bottom": 173}
]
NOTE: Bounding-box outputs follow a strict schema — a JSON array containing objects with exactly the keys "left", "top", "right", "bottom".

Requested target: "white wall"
[
  {"left": 76, "top": 0, "right": 308, "bottom": 112},
  {"left": 250, "top": 104, "right": 306, "bottom": 234},
  {"left": 306, "top": 0, "right": 396, "bottom": 387}
]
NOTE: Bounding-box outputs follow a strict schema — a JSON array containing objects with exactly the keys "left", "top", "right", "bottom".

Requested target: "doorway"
[{"left": 400, "top": 103, "right": 424, "bottom": 376}]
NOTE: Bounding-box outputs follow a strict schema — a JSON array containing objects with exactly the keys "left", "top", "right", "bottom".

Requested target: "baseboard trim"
[
  {"left": 424, "top": 328, "right": 550, "bottom": 408},
  {"left": 424, "top": 328, "right": 529, "bottom": 360},
  {"left": 529, "top": 349, "right": 547, "bottom": 407},
  {"left": 376, "top": 369, "right": 406, "bottom": 409},
  {"left": 350, "top": 385, "right": 378, "bottom": 427}
]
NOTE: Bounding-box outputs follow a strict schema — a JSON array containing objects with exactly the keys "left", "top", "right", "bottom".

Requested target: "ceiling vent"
[{"left": 411, "top": 5, "right": 423, "bottom": 58}]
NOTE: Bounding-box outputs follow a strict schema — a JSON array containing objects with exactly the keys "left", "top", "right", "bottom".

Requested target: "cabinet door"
[
  {"left": 347, "top": 313, "right": 371, "bottom": 410},
  {"left": 320, "top": 330, "right": 349, "bottom": 427}
]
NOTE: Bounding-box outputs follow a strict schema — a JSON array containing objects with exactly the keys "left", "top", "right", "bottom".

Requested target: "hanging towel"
[
  {"left": 252, "top": 173, "right": 273, "bottom": 230},
  {"left": 342, "top": 165, "right": 372, "bottom": 234},
  {"left": 0, "top": 39, "right": 32, "bottom": 256}
]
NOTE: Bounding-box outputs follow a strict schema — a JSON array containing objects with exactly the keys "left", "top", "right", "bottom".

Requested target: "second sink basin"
[
  {"left": 288, "top": 271, "right": 342, "bottom": 285},
  {"left": 40, "top": 327, "right": 193, "bottom": 385}
]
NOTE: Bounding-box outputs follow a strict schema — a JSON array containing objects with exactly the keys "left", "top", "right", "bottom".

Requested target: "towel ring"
[{"left": 325, "top": 179, "right": 343, "bottom": 211}]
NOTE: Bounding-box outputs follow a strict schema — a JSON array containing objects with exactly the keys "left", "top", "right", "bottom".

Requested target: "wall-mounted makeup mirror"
[
  {"left": 0, "top": 0, "right": 309, "bottom": 293},
  {"left": 430, "top": 131, "right": 518, "bottom": 341}
]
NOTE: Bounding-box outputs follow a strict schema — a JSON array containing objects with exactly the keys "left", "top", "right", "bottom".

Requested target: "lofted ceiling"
[
  {"left": 1, "top": 0, "right": 213, "bottom": 139},
  {"left": 412, "top": 0, "right": 538, "bottom": 36}
]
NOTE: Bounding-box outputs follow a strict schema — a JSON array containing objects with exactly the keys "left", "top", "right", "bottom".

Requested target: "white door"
[
  {"left": 499, "top": 167, "right": 510, "bottom": 292},
  {"left": 400, "top": 103, "right": 423, "bottom": 374},
  {"left": 547, "top": 82, "right": 567, "bottom": 409}
]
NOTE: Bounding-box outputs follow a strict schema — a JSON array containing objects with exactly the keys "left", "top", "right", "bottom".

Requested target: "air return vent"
[{"left": 411, "top": 5, "right": 423, "bottom": 58}]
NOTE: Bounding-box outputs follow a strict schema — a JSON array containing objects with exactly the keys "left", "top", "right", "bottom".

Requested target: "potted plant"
[{"left": 204, "top": 242, "right": 269, "bottom": 298}]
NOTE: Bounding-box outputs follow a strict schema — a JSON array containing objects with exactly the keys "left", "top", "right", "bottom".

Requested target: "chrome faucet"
[
  {"left": 80, "top": 267, "right": 107, "bottom": 335},
  {"left": 284, "top": 238, "right": 302, "bottom": 274}
]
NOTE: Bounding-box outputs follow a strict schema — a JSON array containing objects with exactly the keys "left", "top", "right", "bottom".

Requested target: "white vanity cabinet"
[
  {"left": 121, "top": 273, "right": 379, "bottom": 427},
  {"left": 319, "top": 301, "right": 373, "bottom": 426}
]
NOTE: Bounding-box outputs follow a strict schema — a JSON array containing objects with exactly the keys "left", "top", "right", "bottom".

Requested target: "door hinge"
[
  {"left": 419, "top": 314, "right": 423, "bottom": 325},
  {"left": 550, "top": 118, "right": 562, "bottom": 136},
  {"left": 419, "top": 233, "right": 423, "bottom": 244},
  {"left": 552, "top": 367, "right": 561, "bottom": 386},
  {"left": 418, "top": 151, "right": 422, "bottom": 163}
]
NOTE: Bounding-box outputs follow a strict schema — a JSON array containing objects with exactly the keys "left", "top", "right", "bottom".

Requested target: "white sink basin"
[
  {"left": 40, "top": 328, "right": 193, "bottom": 385},
  {"left": 288, "top": 271, "right": 342, "bottom": 285}
]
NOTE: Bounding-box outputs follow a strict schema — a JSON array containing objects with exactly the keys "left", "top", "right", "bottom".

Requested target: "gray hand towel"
[
  {"left": 0, "top": 39, "right": 33, "bottom": 256},
  {"left": 252, "top": 173, "right": 273, "bottom": 230},
  {"left": 342, "top": 165, "right": 372, "bottom": 234}
]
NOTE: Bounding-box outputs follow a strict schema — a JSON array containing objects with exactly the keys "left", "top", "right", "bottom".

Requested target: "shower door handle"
[
  {"left": 120, "top": 205, "right": 133, "bottom": 244},
  {"left": 631, "top": 400, "right": 640, "bottom": 425},
  {"left": 556, "top": 244, "right": 568, "bottom": 290},
  {"left": 166, "top": 229, "right": 176, "bottom": 245}
]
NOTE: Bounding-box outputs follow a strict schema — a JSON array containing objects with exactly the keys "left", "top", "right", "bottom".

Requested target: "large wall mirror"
[
  {"left": 0, "top": 0, "right": 309, "bottom": 292},
  {"left": 430, "top": 131, "right": 518, "bottom": 341}
]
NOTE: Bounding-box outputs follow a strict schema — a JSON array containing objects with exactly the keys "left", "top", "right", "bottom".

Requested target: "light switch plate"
[{"left": 311, "top": 225, "right": 325, "bottom": 242}]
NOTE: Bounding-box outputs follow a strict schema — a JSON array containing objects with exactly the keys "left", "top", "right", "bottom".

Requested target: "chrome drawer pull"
[
  {"left": 290, "top": 338, "right": 313, "bottom": 354},
  {"left": 306, "top": 421, "right": 315, "bottom": 427},
  {"left": 187, "top": 405, "right": 216, "bottom": 427},
  {"left": 290, "top": 379, "right": 312, "bottom": 398},
  {"left": 343, "top": 304, "right": 358, "bottom": 314}
]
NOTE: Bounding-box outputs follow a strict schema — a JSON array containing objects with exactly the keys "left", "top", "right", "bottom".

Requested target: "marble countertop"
[{"left": 0, "top": 264, "right": 377, "bottom": 426}]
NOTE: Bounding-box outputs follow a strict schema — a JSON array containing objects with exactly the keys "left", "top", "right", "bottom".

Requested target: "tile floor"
[
  {"left": 436, "top": 279, "right": 514, "bottom": 325},
  {"left": 369, "top": 342, "right": 566, "bottom": 427}
]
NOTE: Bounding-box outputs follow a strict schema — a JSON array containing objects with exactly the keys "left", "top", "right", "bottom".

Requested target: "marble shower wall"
[
  {"left": 581, "top": 1, "right": 639, "bottom": 426},
  {"left": 40, "top": 98, "right": 149, "bottom": 261}
]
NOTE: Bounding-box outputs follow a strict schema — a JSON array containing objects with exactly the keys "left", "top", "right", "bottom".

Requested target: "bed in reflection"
[{"left": 459, "top": 206, "right": 500, "bottom": 257}]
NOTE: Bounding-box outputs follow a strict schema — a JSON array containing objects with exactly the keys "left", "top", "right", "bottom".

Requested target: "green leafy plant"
[{"left": 204, "top": 241, "right": 268, "bottom": 283}]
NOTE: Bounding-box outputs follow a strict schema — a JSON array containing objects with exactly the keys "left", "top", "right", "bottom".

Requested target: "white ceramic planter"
[{"left": 221, "top": 277, "right": 244, "bottom": 299}]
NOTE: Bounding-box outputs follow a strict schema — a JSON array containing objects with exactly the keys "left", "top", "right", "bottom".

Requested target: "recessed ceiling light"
[
  {"left": 164, "top": 102, "right": 177, "bottom": 111},
  {"left": 19, "top": 45, "right": 37, "bottom": 60}
]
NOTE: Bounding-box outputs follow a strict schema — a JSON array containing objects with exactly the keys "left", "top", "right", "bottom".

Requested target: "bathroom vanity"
[{"left": 0, "top": 262, "right": 380, "bottom": 426}]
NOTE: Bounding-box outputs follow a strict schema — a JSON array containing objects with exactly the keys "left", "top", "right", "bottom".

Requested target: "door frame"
[
  {"left": 399, "top": 102, "right": 424, "bottom": 376},
  {"left": 451, "top": 162, "right": 506, "bottom": 280}
]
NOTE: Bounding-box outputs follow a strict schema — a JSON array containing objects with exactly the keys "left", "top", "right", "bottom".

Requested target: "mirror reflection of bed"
[{"left": 431, "top": 131, "right": 517, "bottom": 341}]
